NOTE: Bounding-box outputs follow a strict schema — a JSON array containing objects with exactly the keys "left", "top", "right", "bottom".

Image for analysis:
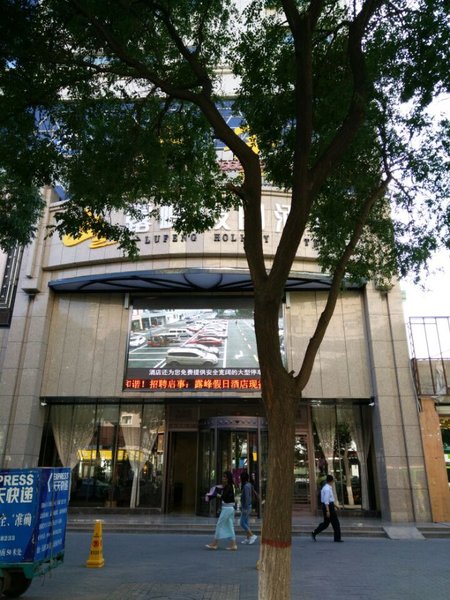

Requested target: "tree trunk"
[{"left": 258, "top": 382, "right": 297, "bottom": 600}]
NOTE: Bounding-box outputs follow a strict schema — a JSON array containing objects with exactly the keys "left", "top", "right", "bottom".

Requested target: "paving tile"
[{"left": 108, "top": 583, "right": 239, "bottom": 600}]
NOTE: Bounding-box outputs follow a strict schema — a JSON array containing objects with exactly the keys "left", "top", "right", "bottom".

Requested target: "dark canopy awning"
[{"left": 48, "top": 269, "right": 363, "bottom": 294}]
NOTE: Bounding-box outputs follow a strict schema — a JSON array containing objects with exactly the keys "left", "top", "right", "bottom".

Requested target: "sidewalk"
[{"left": 23, "top": 530, "right": 450, "bottom": 600}]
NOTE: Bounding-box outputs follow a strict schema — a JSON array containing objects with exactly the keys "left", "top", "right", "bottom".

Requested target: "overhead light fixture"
[{"left": 40, "top": 400, "right": 47, "bottom": 407}]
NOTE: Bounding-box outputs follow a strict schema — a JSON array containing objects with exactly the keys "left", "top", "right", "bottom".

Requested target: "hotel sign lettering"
[{"left": 62, "top": 203, "right": 313, "bottom": 251}]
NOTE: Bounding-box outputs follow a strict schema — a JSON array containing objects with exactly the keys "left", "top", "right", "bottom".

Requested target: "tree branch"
[
  {"left": 69, "top": 0, "right": 199, "bottom": 102},
  {"left": 68, "top": 0, "right": 267, "bottom": 282},
  {"left": 144, "top": 0, "right": 213, "bottom": 96},
  {"left": 281, "top": 0, "right": 325, "bottom": 200},
  {"left": 295, "top": 175, "right": 391, "bottom": 389},
  {"left": 262, "top": 1, "right": 325, "bottom": 298},
  {"left": 310, "top": 0, "right": 383, "bottom": 195}
]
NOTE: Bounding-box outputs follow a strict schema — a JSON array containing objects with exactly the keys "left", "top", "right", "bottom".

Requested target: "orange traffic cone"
[{"left": 86, "top": 519, "right": 105, "bottom": 568}]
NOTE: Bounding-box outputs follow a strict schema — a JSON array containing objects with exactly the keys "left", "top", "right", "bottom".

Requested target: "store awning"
[{"left": 48, "top": 269, "right": 363, "bottom": 293}]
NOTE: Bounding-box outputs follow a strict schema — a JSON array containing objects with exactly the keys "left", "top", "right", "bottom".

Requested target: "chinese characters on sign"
[
  {"left": 0, "top": 468, "right": 71, "bottom": 564},
  {"left": 61, "top": 202, "right": 314, "bottom": 251},
  {"left": 0, "top": 472, "right": 34, "bottom": 505},
  {"left": 124, "top": 203, "right": 290, "bottom": 236},
  {"left": 124, "top": 377, "right": 262, "bottom": 391}
]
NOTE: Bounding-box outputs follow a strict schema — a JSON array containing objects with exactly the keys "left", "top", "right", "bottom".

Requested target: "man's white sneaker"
[
  {"left": 241, "top": 538, "right": 249, "bottom": 544},
  {"left": 248, "top": 535, "right": 257, "bottom": 545}
]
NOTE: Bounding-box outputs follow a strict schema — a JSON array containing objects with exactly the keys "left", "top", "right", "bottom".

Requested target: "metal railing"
[{"left": 408, "top": 317, "right": 450, "bottom": 398}]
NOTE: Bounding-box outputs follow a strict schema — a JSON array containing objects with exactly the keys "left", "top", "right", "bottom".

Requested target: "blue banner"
[{"left": 0, "top": 468, "right": 71, "bottom": 564}]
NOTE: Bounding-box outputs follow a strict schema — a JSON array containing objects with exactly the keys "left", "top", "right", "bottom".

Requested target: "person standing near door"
[
  {"left": 239, "top": 471, "right": 257, "bottom": 545},
  {"left": 311, "top": 474, "right": 343, "bottom": 542},
  {"left": 206, "top": 471, "right": 238, "bottom": 551}
]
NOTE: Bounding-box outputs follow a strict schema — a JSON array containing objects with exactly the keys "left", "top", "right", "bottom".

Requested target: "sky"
[
  {"left": 401, "top": 252, "right": 449, "bottom": 321},
  {"left": 400, "top": 94, "right": 449, "bottom": 323},
  {"left": 400, "top": 252, "right": 449, "bottom": 360}
]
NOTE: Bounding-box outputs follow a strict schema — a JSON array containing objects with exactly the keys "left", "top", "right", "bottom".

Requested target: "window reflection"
[
  {"left": 312, "top": 404, "right": 372, "bottom": 510},
  {"left": 44, "top": 403, "right": 165, "bottom": 509}
]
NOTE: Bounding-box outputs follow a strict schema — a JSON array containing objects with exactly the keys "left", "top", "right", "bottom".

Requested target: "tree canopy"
[
  {"left": 1, "top": 2, "right": 449, "bottom": 598},
  {"left": 1, "top": 0, "right": 448, "bottom": 277}
]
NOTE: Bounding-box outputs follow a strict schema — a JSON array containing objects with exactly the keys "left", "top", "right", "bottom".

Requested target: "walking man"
[{"left": 311, "top": 474, "right": 342, "bottom": 542}]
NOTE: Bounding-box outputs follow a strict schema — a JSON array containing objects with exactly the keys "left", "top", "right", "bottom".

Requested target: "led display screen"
[{"left": 123, "top": 297, "right": 267, "bottom": 392}]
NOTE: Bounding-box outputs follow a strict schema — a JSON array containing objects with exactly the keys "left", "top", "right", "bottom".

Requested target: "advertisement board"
[
  {"left": 123, "top": 297, "right": 269, "bottom": 392},
  {"left": 0, "top": 468, "right": 71, "bottom": 565}
]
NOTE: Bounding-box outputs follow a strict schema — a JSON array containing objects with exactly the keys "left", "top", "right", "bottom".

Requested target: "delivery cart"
[{"left": 0, "top": 467, "right": 71, "bottom": 597}]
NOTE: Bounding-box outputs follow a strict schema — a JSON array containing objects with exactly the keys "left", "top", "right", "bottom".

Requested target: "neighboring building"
[
  {"left": 1, "top": 183, "right": 444, "bottom": 523},
  {"left": 408, "top": 316, "right": 450, "bottom": 521}
]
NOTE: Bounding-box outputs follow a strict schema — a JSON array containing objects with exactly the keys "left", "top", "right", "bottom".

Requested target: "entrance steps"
[
  {"left": 415, "top": 524, "right": 450, "bottom": 538},
  {"left": 67, "top": 510, "right": 450, "bottom": 538}
]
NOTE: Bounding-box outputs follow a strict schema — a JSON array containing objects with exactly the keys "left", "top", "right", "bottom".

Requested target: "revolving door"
[{"left": 197, "top": 416, "right": 267, "bottom": 516}]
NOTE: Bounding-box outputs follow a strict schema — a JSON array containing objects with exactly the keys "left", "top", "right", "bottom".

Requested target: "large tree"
[{"left": 1, "top": 1, "right": 449, "bottom": 598}]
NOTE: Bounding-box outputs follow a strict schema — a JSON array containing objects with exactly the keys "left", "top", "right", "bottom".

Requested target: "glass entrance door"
[
  {"left": 293, "top": 433, "right": 311, "bottom": 507},
  {"left": 198, "top": 416, "right": 267, "bottom": 516},
  {"left": 166, "top": 431, "right": 197, "bottom": 513},
  {"left": 218, "top": 430, "right": 259, "bottom": 482}
]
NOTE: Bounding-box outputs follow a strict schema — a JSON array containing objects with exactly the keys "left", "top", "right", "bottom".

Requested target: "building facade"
[
  {"left": 0, "top": 185, "right": 437, "bottom": 522},
  {"left": 409, "top": 316, "right": 450, "bottom": 521}
]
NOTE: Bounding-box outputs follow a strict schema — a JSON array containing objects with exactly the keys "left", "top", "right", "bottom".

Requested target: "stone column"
[
  {"left": 364, "top": 281, "right": 431, "bottom": 522},
  {"left": 0, "top": 188, "right": 55, "bottom": 468}
]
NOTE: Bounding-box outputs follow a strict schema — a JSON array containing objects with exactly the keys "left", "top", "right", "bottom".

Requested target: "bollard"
[{"left": 86, "top": 519, "right": 105, "bottom": 568}]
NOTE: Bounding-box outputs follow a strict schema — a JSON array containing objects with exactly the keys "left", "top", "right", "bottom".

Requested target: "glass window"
[
  {"left": 312, "top": 404, "right": 371, "bottom": 510},
  {"left": 41, "top": 402, "right": 165, "bottom": 509},
  {"left": 440, "top": 417, "right": 450, "bottom": 487}
]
